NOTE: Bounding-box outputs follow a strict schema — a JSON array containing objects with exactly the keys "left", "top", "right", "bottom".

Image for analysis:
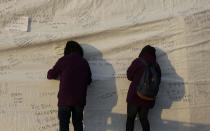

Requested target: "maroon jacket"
[
  {"left": 47, "top": 53, "right": 92, "bottom": 106},
  {"left": 126, "top": 53, "right": 161, "bottom": 108}
]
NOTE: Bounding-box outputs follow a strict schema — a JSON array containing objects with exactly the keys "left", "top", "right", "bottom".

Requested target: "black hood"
[{"left": 139, "top": 45, "right": 156, "bottom": 63}]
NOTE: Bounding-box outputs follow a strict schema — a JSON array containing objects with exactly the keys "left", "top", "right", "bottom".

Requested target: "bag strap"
[
  {"left": 140, "top": 58, "right": 157, "bottom": 67},
  {"left": 140, "top": 58, "right": 148, "bottom": 67}
]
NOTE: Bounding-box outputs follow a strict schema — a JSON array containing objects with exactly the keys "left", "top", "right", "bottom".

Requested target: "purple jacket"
[
  {"left": 47, "top": 53, "right": 92, "bottom": 106},
  {"left": 126, "top": 54, "right": 161, "bottom": 108}
]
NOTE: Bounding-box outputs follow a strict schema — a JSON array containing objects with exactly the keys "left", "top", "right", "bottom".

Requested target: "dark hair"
[
  {"left": 64, "top": 41, "right": 84, "bottom": 57},
  {"left": 139, "top": 45, "right": 156, "bottom": 58}
]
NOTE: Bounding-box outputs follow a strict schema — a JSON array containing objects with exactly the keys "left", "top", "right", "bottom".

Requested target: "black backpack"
[{"left": 136, "top": 58, "right": 160, "bottom": 100}]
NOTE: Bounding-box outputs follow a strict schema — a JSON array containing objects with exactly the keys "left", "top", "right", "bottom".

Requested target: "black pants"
[
  {"left": 58, "top": 106, "right": 84, "bottom": 131},
  {"left": 126, "top": 103, "right": 150, "bottom": 131}
]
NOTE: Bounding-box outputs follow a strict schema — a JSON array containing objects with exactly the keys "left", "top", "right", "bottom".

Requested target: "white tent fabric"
[{"left": 0, "top": 0, "right": 210, "bottom": 131}]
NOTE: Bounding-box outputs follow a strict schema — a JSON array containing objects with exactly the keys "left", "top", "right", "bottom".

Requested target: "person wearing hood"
[
  {"left": 47, "top": 41, "right": 92, "bottom": 131},
  {"left": 126, "top": 45, "right": 161, "bottom": 131}
]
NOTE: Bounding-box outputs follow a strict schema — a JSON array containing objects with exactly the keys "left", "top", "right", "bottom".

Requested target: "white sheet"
[{"left": 0, "top": 0, "right": 210, "bottom": 130}]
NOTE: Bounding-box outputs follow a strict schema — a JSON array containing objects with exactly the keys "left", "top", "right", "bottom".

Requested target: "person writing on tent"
[
  {"left": 47, "top": 41, "right": 92, "bottom": 131},
  {"left": 126, "top": 45, "right": 161, "bottom": 131}
]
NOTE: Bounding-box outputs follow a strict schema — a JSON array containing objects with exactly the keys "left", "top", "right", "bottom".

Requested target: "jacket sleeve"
[
  {"left": 47, "top": 59, "right": 62, "bottom": 80},
  {"left": 157, "top": 63, "right": 162, "bottom": 84},
  {"left": 154, "top": 63, "right": 162, "bottom": 96},
  {"left": 87, "top": 63, "right": 92, "bottom": 85},
  {"left": 127, "top": 58, "right": 139, "bottom": 81}
]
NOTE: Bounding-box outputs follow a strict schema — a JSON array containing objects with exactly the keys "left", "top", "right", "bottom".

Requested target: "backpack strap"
[
  {"left": 140, "top": 58, "right": 157, "bottom": 67},
  {"left": 140, "top": 58, "right": 148, "bottom": 67}
]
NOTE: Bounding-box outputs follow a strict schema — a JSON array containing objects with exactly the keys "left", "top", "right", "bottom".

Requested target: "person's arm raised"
[{"left": 47, "top": 59, "right": 62, "bottom": 80}]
